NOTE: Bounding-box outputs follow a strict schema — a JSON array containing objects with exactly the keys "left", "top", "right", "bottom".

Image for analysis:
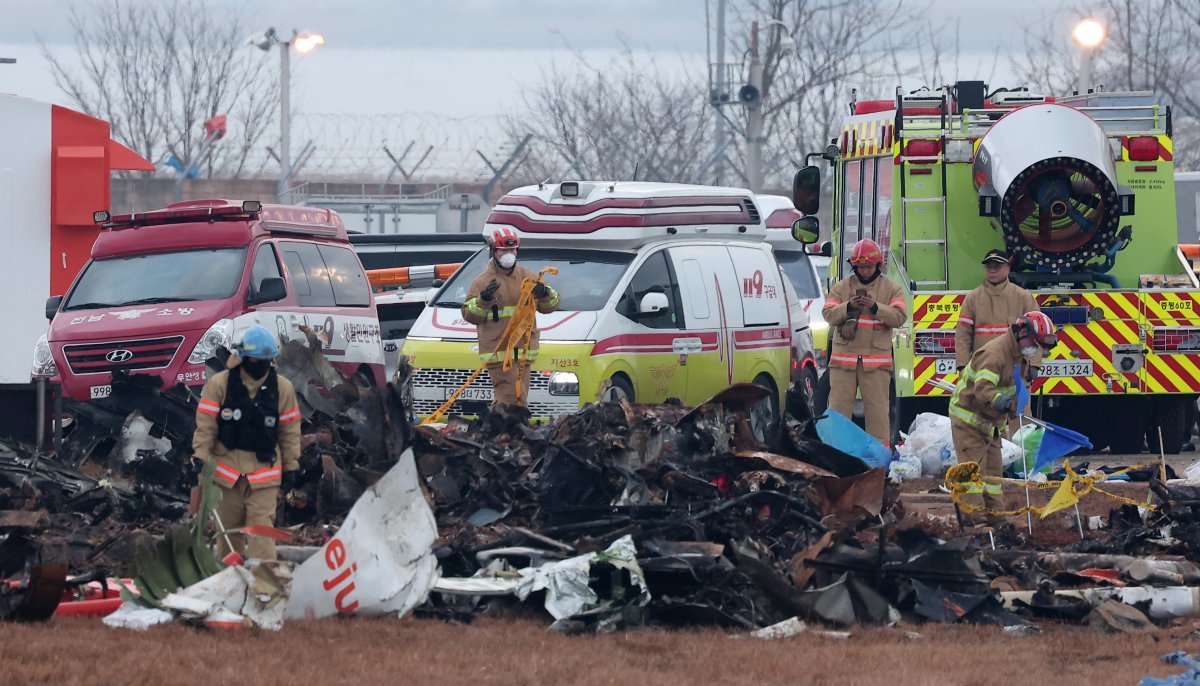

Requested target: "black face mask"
[{"left": 240, "top": 358, "right": 272, "bottom": 379}]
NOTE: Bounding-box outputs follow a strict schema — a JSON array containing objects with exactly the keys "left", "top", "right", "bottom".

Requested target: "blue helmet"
[{"left": 236, "top": 325, "right": 280, "bottom": 360}]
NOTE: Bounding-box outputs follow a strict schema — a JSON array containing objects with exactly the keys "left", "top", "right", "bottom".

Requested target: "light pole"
[
  {"left": 1072, "top": 18, "right": 1105, "bottom": 93},
  {"left": 745, "top": 19, "right": 793, "bottom": 193},
  {"left": 247, "top": 27, "right": 324, "bottom": 201}
]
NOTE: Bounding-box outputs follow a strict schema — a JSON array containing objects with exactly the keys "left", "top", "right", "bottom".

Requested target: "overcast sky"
[{"left": 0, "top": 0, "right": 1076, "bottom": 176}]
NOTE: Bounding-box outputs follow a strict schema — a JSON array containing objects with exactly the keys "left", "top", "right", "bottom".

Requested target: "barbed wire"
[{"left": 291, "top": 112, "right": 517, "bottom": 180}]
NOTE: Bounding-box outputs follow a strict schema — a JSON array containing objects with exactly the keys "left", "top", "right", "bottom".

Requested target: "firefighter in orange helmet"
[
  {"left": 951, "top": 311, "right": 1057, "bottom": 523},
  {"left": 821, "top": 239, "right": 908, "bottom": 445},
  {"left": 462, "top": 227, "right": 560, "bottom": 407}
]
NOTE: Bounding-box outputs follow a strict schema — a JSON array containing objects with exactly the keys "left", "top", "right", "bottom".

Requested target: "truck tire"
[
  {"left": 603, "top": 375, "right": 634, "bottom": 403},
  {"left": 1108, "top": 400, "right": 1146, "bottom": 455},
  {"left": 1147, "top": 396, "right": 1188, "bottom": 456}
]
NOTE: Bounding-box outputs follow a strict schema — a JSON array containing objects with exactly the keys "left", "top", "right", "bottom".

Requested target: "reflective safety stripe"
[
  {"left": 976, "top": 325, "right": 1010, "bottom": 335},
  {"left": 246, "top": 465, "right": 282, "bottom": 485},
  {"left": 465, "top": 298, "right": 487, "bottom": 317},
  {"left": 279, "top": 407, "right": 301, "bottom": 424},
  {"left": 829, "top": 352, "right": 893, "bottom": 368},
  {"left": 480, "top": 348, "right": 540, "bottom": 363},
  {"left": 214, "top": 462, "right": 241, "bottom": 485},
  {"left": 198, "top": 399, "right": 220, "bottom": 416},
  {"left": 975, "top": 369, "right": 1001, "bottom": 386},
  {"left": 888, "top": 298, "right": 906, "bottom": 310},
  {"left": 824, "top": 299, "right": 843, "bottom": 308},
  {"left": 857, "top": 317, "right": 885, "bottom": 329},
  {"left": 982, "top": 481, "right": 1003, "bottom": 495},
  {"left": 963, "top": 482, "right": 984, "bottom": 495},
  {"left": 958, "top": 317, "right": 975, "bottom": 326}
]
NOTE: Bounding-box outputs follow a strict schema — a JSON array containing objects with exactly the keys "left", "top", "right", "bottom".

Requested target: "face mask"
[
  {"left": 241, "top": 358, "right": 272, "bottom": 379},
  {"left": 1020, "top": 345, "right": 1039, "bottom": 357},
  {"left": 496, "top": 253, "right": 517, "bottom": 269}
]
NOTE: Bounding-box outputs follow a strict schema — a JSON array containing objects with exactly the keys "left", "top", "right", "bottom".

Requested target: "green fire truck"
[{"left": 792, "top": 81, "right": 1200, "bottom": 454}]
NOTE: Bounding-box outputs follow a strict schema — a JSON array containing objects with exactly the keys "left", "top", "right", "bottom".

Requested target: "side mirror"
[
  {"left": 431, "top": 278, "right": 445, "bottom": 288},
  {"left": 249, "top": 277, "right": 286, "bottom": 305},
  {"left": 792, "top": 217, "right": 820, "bottom": 244},
  {"left": 792, "top": 165, "right": 821, "bottom": 216},
  {"left": 637, "top": 292, "right": 669, "bottom": 315},
  {"left": 45, "top": 295, "right": 63, "bottom": 320}
]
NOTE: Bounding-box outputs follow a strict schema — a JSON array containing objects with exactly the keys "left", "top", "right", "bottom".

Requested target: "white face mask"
[
  {"left": 1020, "top": 345, "right": 1039, "bottom": 357},
  {"left": 496, "top": 253, "right": 517, "bottom": 269}
]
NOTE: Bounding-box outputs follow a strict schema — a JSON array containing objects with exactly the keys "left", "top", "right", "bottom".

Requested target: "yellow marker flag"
[{"left": 1039, "top": 472, "right": 1081, "bottom": 519}]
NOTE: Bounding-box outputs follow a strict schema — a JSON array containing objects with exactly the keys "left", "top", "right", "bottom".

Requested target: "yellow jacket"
[
  {"left": 822, "top": 274, "right": 907, "bottom": 371},
  {"left": 192, "top": 367, "right": 302, "bottom": 490},
  {"left": 955, "top": 281, "right": 1038, "bottom": 368},
  {"left": 461, "top": 259, "right": 559, "bottom": 362}
]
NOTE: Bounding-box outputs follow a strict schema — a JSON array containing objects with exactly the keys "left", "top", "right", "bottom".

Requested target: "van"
[
  {"left": 402, "top": 182, "right": 798, "bottom": 437},
  {"left": 36, "top": 200, "right": 386, "bottom": 402},
  {"left": 756, "top": 195, "right": 829, "bottom": 374}
]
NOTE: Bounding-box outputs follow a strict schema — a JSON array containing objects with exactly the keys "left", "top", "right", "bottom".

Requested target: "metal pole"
[
  {"left": 459, "top": 194, "right": 470, "bottom": 232},
  {"left": 1078, "top": 47, "right": 1094, "bottom": 94},
  {"left": 35, "top": 378, "right": 45, "bottom": 453},
  {"left": 712, "top": 0, "right": 726, "bottom": 186},
  {"left": 278, "top": 38, "right": 291, "bottom": 201},
  {"left": 747, "top": 21, "right": 764, "bottom": 192},
  {"left": 53, "top": 384, "right": 63, "bottom": 458}
]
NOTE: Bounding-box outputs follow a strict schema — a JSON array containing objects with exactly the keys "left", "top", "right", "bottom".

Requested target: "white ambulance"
[{"left": 402, "top": 181, "right": 803, "bottom": 438}]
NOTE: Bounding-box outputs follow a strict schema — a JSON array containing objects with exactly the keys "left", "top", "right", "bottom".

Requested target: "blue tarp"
[{"left": 815, "top": 408, "right": 892, "bottom": 469}]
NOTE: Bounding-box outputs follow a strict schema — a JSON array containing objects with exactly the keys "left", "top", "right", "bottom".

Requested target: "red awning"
[{"left": 107, "top": 139, "right": 155, "bottom": 172}]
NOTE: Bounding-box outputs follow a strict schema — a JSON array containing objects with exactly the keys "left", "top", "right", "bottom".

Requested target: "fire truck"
[{"left": 792, "top": 81, "right": 1200, "bottom": 454}]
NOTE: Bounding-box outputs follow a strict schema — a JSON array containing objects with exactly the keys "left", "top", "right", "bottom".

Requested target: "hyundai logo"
[{"left": 106, "top": 349, "right": 134, "bottom": 363}]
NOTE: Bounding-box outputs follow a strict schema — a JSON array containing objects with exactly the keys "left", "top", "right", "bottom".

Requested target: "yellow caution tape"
[{"left": 943, "top": 459, "right": 1161, "bottom": 518}]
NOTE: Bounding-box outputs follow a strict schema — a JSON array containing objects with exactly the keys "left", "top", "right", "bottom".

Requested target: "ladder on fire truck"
[{"left": 896, "top": 86, "right": 950, "bottom": 289}]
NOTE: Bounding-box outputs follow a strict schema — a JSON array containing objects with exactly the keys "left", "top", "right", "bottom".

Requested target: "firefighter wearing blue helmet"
[{"left": 192, "top": 325, "right": 302, "bottom": 561}]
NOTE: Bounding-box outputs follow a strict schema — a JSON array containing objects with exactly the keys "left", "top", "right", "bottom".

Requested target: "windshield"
[
  {"left": 774, "top": 251, "right": 821, "bottom": 299},
  {"left": 64, "top": 248, "right": 246, "bottom": 310},
  {"left": 433, "top": 248, "right": 633, "bottom": 311}
]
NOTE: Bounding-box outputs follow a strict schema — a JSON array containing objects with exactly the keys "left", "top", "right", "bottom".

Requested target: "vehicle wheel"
[
  {"left": 751, "top": 374, "right": 781, "bottom": 448},
  {"left": 812, "top": 369, "right": 831, "bottom": 416},
  {"left": 1147, "top": 396, "right": 1188, "bottom": 456},
  {"left": 796, "top": 365, "right": 819, "bottom": 419},
  {"left": 1108, "top": 399, "right": 1147, "bottom": 455},
  {"left": 603, "top": 375, "right": 634, "bottom": 403}
]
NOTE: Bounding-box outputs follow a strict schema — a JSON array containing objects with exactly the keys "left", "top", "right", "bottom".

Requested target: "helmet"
[
  {"left": 487, "top": 227, "right": 520, "bottom": 250},
  {"left": 1014, "top": 311, "right": 1057, "bottom": 350},
  {"left": 848, "top": 239, "right": 883, "bottom": 266},
  {"left": 235, "top": 325, "right": 280, "bottom": 360}
]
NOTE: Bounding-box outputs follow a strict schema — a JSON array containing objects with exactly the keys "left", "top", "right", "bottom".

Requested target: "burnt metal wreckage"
[{"left": 4, "top": 340, "right": 1200, "bottom": 632}]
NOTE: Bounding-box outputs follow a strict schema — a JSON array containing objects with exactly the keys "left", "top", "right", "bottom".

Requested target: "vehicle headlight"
[
  {"left": 188, "top": 318, "right": 234, "bottom": 365},
  {"left": 548, "top": 371, "right": 579, "bottom": 396},
  {"left": 31, "top": 333, "right": 58, "bottom": 377}
]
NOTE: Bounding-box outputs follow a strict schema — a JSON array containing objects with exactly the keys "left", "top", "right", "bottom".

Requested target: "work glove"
[
  {"left": 281, "top": 470, "right": 297, "bottom": 493},
  {"left": 992, "top": 394, "right": 1014, "bottom": 413},
  {"left": 532, "top": 282, "right": 549, "bottom": 299},
  {"left": 480, "top": 280, "right": 500, "bottom": 302}
]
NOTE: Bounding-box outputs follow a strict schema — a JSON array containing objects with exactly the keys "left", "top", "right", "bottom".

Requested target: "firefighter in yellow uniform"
[
  {"left": 462, "top": 227, "right": 560, "bottom": 407},
  {"left": 950, "top": 311, "right": 1057, "bottom": 523},
  {"left": 955, "top": 249, "right": 1039, "bottom": 436},
  {"left": 822, "top": 239, "right": 908, "bottom": 446},
  {"left": 192, "top": 325, "right": 302, "bottom": 560}
]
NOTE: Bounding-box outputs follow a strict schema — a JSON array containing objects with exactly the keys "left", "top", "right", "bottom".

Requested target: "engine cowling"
[{"left": 973, "top": 104, "right": 1128, "bottom": 272}]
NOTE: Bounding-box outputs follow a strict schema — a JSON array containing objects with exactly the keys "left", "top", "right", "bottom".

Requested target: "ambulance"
[
  {"left": 757, "top": 194, "right": 829, "bottom": 377},
  {"left": 402, "top": 181, "right": 799, "bottom": 436}
]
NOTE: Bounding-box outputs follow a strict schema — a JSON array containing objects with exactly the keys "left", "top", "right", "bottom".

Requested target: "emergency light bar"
[
  {"left": 96, "top": 204, "right": 256, "bottom": 229},
  {"left": 367, "top": 263, "right": 462, "bottom": 291}
]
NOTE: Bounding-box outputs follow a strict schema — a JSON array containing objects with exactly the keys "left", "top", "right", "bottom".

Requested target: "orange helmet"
[
  {"left": 1014, "top": 311, "right": 1057, "bottom": 349},
  {"left": 848, "top": 238, "right": 883, "bottom": 266},
  {"left": 487, "top": 227, "right": 520, "bottom": 249}
]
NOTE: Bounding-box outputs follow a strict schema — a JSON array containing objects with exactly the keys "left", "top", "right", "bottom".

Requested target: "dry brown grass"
[{"left": 1, "top": 615, "right": 1198, "bottom": 686}]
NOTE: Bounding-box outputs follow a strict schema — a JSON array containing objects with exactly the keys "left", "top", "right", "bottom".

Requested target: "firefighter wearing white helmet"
[
  {"left": 822, "top": 238, "right": 908, "bottom": 445},
  {"left": 462, "top": 227, "right": 560, "bottom": 407},
  {"left": 950, "top": 310, "right": 1057, "bottom": 523},
  {"left": 192, "top": 325, "right": 302, "bottom": 561}
]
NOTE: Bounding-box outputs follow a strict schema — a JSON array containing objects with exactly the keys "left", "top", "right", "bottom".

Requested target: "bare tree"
[
  {"left": 1011, "top": 0, "right": 1200, "bottom": 169},
  {"left": 501, "top": 50, "right": 712, "bottom": 185},
  {"left": 41, "top": 0, "right": 279, "bottom": 178}
]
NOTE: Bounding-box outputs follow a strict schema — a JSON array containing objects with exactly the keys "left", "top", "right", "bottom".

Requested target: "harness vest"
[{"left": 217, "top": 367, "right": 280, "bottom": 463}]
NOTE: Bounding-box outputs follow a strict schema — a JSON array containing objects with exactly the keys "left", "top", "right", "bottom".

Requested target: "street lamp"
[
  {"left": 247, "top": 27, "right": 325, "bottom": 200},
  {"left": 1072, "top": 18, "right": 1106, "bottom": 93}
]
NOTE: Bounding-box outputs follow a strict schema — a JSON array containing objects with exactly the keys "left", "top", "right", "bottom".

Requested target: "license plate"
[
  {"left": 90, "top": 384, "right": 112, "bottom": 399},
  {"left": 934, "top": 358, "right": 956, "bottom": 375},
  {"left": 1038, "top": 360, "right": 1094, "bottom": 377},
  {"left": 448, "top": 387, "right": 493, "bottom": 401}
]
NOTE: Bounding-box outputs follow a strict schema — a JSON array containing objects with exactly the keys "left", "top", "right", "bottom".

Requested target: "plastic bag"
[
  {"left": 816, "top": 409, "right": 892, "bottom": 469},
  {"left": 902, "top": 413, "right": 953, "bottom": 477},
  {"left": 888, "top": 453, "right": 923, "bottom": 482}
]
